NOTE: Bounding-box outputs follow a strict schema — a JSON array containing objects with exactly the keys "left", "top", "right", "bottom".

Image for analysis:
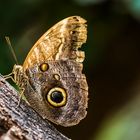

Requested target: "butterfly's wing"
[
  {"left": 23, "top": 16, "right": 87, "bottom": 71},
  {"left": 23, "top": 16, "right": 88, "bottom": 127}
]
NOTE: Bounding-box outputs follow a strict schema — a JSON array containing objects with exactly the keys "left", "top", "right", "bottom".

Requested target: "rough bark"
[{"left": 0, "top": 74, "right": 70, "bottom": 140}]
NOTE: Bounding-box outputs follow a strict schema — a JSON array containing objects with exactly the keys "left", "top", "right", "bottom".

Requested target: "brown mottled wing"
[{"left": 23, "top": 16, "right": 87, "bottom": 71}]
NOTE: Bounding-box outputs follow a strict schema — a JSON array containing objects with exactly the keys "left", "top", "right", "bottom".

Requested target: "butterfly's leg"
[
  {"left": 16, "top": 88, "right": 25, "bottom": 107},
  {"left": 3, "top": 73, "right": 15, "bottom": 82}
]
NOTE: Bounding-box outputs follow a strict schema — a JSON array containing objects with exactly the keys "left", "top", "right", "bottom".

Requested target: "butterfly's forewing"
[{"left": 23, "top": 16, "right": 87, "bottom": 71}]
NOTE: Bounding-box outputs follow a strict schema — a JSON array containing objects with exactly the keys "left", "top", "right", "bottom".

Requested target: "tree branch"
[{"left": 0, "top": 74, "right": 70, "bottom": 140}]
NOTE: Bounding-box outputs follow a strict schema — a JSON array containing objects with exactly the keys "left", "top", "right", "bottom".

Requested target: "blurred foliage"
[
  {"left": 123, "top": 0, "right": 140, "bottom": 20},
  {"left": 0, "top": 0, "right": 140, "bottom": 140},
  {"left": 94, "top": 92, "right": 140, "bottom": 140},
  {"left": 73, "top": 0, "right": 106, "bottom": 5}
]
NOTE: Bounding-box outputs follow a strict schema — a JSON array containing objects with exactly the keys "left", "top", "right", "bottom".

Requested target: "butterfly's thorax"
[{"left": 12, "top": 65, "right": 28, "bottom": 88}]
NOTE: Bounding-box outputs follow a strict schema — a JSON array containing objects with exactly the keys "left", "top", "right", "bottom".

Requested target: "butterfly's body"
[
  {"left": 12, "top": 65, "right": 28, "bottom": 88},
  {"left": 10, "top": 16, "right": 88, "bottom": 127}
]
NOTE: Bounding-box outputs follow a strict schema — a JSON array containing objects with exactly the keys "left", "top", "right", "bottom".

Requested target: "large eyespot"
[
  {"left": 39, "top": 63, "right": 49, "bottom": 72},
  {"left": 46, "top": 87, "right": 67, "bottom": 107}
]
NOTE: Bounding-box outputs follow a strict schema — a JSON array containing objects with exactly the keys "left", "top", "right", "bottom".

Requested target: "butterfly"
[{"left": 5, "top": 16, "right": 88, "bottom": 127}]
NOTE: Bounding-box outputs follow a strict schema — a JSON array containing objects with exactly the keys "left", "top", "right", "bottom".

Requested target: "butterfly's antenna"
[{"left": 5, "top": 36, "right": 19, "bottom": 65}]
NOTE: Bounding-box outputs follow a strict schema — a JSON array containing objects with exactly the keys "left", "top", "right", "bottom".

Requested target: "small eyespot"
[
  {"left": 46, "top": 87, "right": 67, "bottom": 107},
  {"left": 53, "top": 74, "right": 60, "bottom": 80},
  {"left": 39, "top": 63, "right": 49, "bottom": 72}
]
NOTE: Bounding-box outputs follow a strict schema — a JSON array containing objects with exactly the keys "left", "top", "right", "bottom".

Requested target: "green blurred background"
[{"left": 1, "top": 0, "right": 140, "bottom": 140}]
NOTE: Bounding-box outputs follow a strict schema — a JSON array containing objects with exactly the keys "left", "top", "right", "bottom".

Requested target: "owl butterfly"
[{"left": 8, "top": 16, "right": 88, "bottom": 127}]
